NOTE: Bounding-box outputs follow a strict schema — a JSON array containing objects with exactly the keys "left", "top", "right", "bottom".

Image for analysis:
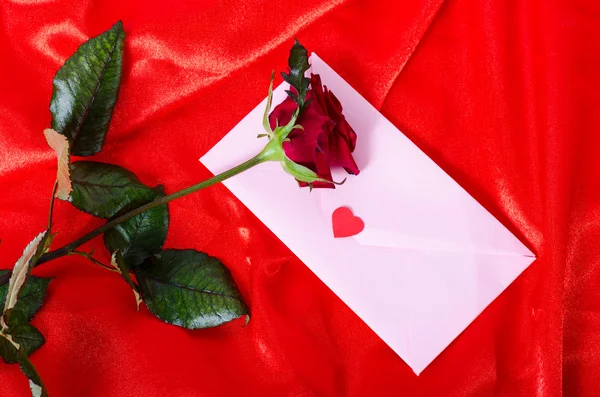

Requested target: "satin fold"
[{"left": 1, "top": 0, "right": 598, "bottom": 395}]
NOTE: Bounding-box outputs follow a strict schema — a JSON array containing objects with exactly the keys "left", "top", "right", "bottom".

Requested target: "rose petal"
[
  {"left": 323, "top": 90, "right": 358, "bottom": 151},
  {"left": 269, "top": 95, "right": 296, "bottom": 128},
  {"left": 310, "top": 74, "right": 328, "bottom": 114},
  {"left": 271, "top": 91, "right": 334, "bottom": 166},
  {"left": 329, "top": 132, "right": 360, "bottom": 175},
  {"left": 323, "top": 85, "right": 343, "bottom": 115}
]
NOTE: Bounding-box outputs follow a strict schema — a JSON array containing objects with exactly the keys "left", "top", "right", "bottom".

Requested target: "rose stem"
[{"left": 35, "top": 153, "right": 265, "bottom": 267}]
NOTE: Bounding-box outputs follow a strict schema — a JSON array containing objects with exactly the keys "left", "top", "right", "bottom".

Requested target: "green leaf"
[
  {"left": 70, "top": 161, "right": 168, "bottom": 269},
  {"left": 0, "top": 332, "right": 47, "bottom": 397},
  {"left": 2, "top": 231, "right": 50, "bottom": 331},
  {"left": 18, "top": 347, "right": 48, "bottom": 397},
  {"left": 281, "top": 40, "right": 310, "bottom": 109},
  {"left": 135, "top": 250, "right": 248, "bottom": 329},
  {"left": 104, "top": 185, "right": 169, "bottom": 268},
  {"left": 70, "top": 161, "right": 157, "bottom": 219},
  {"left": 111, "top": 252, "right": 143, "bottom": 310},
  {"left": 0, "top": 235, "right": 51, "bottom": 366},
  {"left": 50, "top": 20, "right": 125, "bottom": 156},
  {"left": 0, "top": 311, "right": 45, "bottom": 365},
  {"left": 0, "top": 272, "right": 51, "bottom": 321}
]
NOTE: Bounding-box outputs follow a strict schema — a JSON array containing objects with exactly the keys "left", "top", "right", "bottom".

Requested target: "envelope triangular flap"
[{"left": 401, "top": 250, "right": 534, "bottom": 374}]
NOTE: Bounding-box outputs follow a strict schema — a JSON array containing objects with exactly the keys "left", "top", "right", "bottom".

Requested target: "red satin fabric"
[{"left": 1, "top": 0, "right": 599, "bottom": 396}]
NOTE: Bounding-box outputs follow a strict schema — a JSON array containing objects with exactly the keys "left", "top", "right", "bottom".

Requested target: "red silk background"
[{"left": 1, "top": 0, "right": 599, "bottom": 395}]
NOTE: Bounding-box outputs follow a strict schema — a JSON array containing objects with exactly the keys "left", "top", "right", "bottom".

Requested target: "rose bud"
[{"left": 268, "top": 74, "right": 360, "bottom": 189}]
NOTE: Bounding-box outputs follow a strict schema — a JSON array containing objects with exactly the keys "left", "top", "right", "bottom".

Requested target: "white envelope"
[{"left": 200, "top": 54, "right": 535, "bottom": 375}]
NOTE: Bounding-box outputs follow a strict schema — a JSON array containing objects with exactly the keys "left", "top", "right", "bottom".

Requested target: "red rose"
[{"left": 269, "top": 74, "right": 359, "bottom": 188}]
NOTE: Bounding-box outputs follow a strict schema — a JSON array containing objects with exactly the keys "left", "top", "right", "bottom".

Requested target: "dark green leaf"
[
  {"left": 0, "top": 311, "right": 45, "bottom": 364},
  {"left": 281, "top": 40, "right": 310, "bottom": 109},
  {"left": 0, "top": 272, "right": 51, "bottom": 321},
  {"left": 70, "top": 161, "right": 168, "bottom": 269},
  {"left": 1, "top": 231, "right": 52, "bottom": 331},
  {"left": 0, "top": 332, "right": 47, "bottom": 397},
  {"left": 284, "top": 90, "right": 298, "bottom": 103},
  {"left": 18, "top": 347, "right": 48, "bottom": 397},
  {"left": 70, "top": 161, "right": 157, "bottom": 219},
  {"left": 50, "top": 20, "right": 125, "bottom": 156},
  {"left": 111, "top": 252, "right": 143, "bottom": 309},
  {"left": 135, "top": 250, "right": 248, "bottom": 329},
  {"left": 104, "top": 186, "right": 169, "bottom": 268},
  {"left": 0, "top": 336, "right": 17, "bottom": 364},
  {"left": 111, "top": 252, "right": 138, "bottom": 292}
]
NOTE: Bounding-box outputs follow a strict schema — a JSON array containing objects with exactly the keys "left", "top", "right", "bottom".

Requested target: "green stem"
[
  {"left": 47, "top": 181, "right": 58, "bottom": 230},
  {"left": 35, "top": 153, "right": 266, "bottom": 267},
  {"left": 72, "top": 250, "right": 118, "bottom": 272}
]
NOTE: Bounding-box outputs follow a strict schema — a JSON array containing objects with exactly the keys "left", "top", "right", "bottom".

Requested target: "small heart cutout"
[{"left": 332, "top": 207, "right": 365, "bottom": 238}]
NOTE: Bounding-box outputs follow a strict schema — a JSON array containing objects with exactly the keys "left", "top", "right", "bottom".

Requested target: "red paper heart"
[{"left": 332, "top": 207, "right": 365, "bottom": 238}]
